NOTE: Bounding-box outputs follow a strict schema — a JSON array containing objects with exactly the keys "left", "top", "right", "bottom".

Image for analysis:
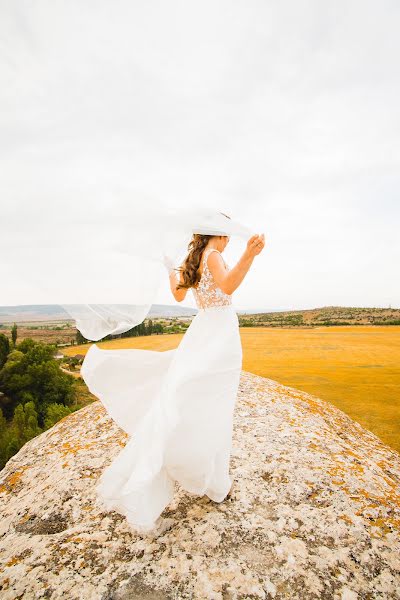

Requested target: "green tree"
[
  {"left": 0, "top": 408, "right": 9, "bottom": 467},
  {"left": 16, "top": 338, "right": 36, "bottom": 354},
  {"left": 6, "top": 436, "right": 20, "bottom": 459},
  {"left": 0, "top": 333, "right": 10, "bottom": 368},
  {"left": 0, "top": 341, "right": 75, "bottom": 423},
  {"left": 11, "top": 322, "right": 18, "bottom": 347},
  {"left": 76, "top": 330, "right": 88, "bottom": 344},
  {"left": 12, "top": 401, "right": 42, "bottom": 446},
  {"left": 44, "top": 403, "right": 74, "bottom": 429},
  {"left": 0, "top": 340, "right": 81, "bottom": 469},
  {"left": 24, "top": 342, "right": 56, "bottom": 365},
  {"left": 0, "top": 423, "right": 20, "bottom": 469}
]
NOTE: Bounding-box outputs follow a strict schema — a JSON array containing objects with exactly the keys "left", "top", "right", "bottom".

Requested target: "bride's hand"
[{"left": 246, "top": 234, "right": 265, "bottom": 258}]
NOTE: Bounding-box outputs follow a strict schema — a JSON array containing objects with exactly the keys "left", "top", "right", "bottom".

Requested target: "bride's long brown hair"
[{"left": 175, "top": 213, "right": 231, "bottom": 291}]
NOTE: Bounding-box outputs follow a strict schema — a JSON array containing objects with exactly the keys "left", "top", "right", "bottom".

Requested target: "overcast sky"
[{"left": 1, "top": 0, "right": 399, "bottom": 311}]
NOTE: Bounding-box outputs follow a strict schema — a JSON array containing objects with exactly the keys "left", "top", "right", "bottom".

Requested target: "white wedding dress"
[{"left": 80, "top": 247, "right": 243, "bottom": 533}]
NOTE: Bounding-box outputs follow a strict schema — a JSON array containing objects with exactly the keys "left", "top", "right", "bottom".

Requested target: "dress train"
[{"left": 81, "top": 303, "right": 242, "bottom": 533}]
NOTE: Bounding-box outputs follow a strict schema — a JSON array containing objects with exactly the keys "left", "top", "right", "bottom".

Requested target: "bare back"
[{"left": 191, "top": 247, "right": 231, "bottom": 309}]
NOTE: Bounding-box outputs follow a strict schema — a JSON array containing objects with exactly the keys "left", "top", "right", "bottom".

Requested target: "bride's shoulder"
[
  {"left": 205, "top": 248, "right": 227, "bottom": 269},
  {"left": 204, "top": 248, "right": 222, "bottom": 262},
  {"left": 204, "top": 247, "right": 221, "bottom": 256}
]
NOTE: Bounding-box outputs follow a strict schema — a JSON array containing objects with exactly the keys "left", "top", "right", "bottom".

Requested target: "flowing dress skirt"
[{"left": 80, "top": 303, "right": 242, "bottom": 533}]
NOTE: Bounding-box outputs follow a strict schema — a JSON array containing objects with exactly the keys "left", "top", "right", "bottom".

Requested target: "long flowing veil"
[{"left": 1, "top": 197, "right": 254, "bottom": 341}]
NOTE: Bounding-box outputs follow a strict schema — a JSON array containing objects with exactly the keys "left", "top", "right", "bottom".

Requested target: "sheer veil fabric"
[
  {"left": 1, "top": 199, "right": 253, "bottom": 342},
  {"left": 60, "top": 206, "right": 254, "bottom": 340}
]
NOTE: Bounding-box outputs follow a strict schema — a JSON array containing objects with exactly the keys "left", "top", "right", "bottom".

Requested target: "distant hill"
[
  {"left": 0, "top": 304, "right": 398, "bottom": 327},
  {"left": 0, "top": 304, "right": 198, "bottom": 323},
  {"left": 0, "top": 303, "right": 278, "bottom": 323},
  {"left": 0, "top": 305, "right": 69, "bottom": 322},
  {"left": 239, "top": 305, "right": 400, "bottom": 327}
]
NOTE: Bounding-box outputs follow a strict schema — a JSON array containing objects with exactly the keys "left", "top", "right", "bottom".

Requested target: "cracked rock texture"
[{"left": 0, "top": 370, "right": 399, "bottom": 599}]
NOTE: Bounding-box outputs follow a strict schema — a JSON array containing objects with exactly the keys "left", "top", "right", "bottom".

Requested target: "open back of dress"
[{"left": 191, "top": 247, "right": 232, "bottom": 309}]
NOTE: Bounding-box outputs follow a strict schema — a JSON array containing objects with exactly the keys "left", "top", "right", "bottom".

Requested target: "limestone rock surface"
[{"left": 0, "top": 371, "right": 399, "bottom": 599}]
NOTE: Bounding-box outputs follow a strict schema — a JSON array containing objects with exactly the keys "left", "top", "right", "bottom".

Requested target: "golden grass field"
[{"left": 64, "top": 325, "right": 400, "bottom": 454}]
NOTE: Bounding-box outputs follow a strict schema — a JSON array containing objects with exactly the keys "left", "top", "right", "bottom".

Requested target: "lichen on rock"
[{"left": 0, "top": 371, "right": 399, "bottom": 599}]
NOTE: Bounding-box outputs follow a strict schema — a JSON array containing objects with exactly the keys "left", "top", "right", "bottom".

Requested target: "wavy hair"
[{"left": 175, "top": 213, "right": 231, "bottom": 291}]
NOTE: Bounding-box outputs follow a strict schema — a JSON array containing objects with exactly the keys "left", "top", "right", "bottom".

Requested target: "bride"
[{"left": 81, "top": 220, "right": 265, "bottom": 533}]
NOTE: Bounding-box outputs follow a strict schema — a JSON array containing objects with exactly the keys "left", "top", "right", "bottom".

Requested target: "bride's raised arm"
[{"left": 208, "top": 234, "right": 265, "bottom": 295}]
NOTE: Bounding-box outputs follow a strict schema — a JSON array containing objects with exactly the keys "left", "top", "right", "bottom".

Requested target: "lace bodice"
[{"left": 191, "top": 248, "right": 232, "bottom": 309}]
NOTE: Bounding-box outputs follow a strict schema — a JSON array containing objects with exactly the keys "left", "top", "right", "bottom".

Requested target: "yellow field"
[{"left": 65, "top": 326, "right": 400, "bottom": 454}]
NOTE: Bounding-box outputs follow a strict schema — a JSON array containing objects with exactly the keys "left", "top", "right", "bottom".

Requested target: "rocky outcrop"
[{"left": 0, "top": 371, "right": 399, "bottom": 599}]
